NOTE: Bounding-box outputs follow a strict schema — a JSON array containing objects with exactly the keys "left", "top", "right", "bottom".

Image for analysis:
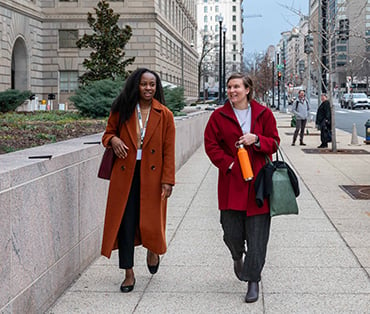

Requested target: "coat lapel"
[
  {"left": 142, "top": 99, "right": 162, "bottom": 149},
  {"left": 124, "top": 111, "right": 138, "bottom": 149}
]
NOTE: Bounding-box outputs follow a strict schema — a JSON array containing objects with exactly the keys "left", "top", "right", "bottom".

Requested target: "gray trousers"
[
  {"left": 220, "top": 210, "right": 271, "bottom": 282},
  {"left": 293, "top": 119, "right": 307, "bottom": 143}
]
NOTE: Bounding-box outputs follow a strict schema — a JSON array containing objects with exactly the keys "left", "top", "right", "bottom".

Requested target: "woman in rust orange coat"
[{"left": 101, "top": 68, "right": 175, "bottom": 292}]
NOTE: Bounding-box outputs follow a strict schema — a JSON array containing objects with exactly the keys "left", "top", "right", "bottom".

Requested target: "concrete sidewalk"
[{"left": 48, "top": 111, "right": 370, "bottom": 313}]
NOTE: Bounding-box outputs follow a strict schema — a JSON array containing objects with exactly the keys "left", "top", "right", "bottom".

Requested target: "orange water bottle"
[{"left": 237, "top": 144, "right": 253, "bottom": 181}]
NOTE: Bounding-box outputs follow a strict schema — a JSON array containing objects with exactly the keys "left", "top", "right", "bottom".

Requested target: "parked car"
[
  {"left": 340, "top": 93, "right": 351, "bottom": 108},
  {"left": 348, "top": 93, "right": 370, "bottom": 109}
]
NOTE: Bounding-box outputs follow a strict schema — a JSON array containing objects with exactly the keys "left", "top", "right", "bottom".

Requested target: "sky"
[{"left": 242, "top": 0, "right": 309, "bottom": 57}]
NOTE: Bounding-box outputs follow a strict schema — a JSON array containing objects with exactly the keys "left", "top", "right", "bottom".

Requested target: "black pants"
[
  {"left": 118, "top": 161, "right": 140, "bottom": 269},
  {"left": 320, "top": 122, "right": 331, "bottom": 146},
  {"left": 293, "top": 119, "right": 307, "bottom": 143},
  {"left": 220, "top": 210, "right": 271, "bottom": 282}
]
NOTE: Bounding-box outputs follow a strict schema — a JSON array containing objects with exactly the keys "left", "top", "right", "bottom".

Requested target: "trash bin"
[{"left": 365, "top": 119, "right": 370, "bottom": 144}]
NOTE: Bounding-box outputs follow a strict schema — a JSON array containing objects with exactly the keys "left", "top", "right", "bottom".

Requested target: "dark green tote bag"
[{"left": 268, "top": 143, "right": 299, "bottom": 217}]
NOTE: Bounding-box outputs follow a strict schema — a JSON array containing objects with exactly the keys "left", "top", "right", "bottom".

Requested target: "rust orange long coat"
[{"left": 101, "top": 99, "right": 175, "bottom": 258}]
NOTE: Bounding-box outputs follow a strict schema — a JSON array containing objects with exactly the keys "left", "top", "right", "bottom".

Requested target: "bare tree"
[{"left": 198, "top": 33, "right": 216, "bottom": 101}]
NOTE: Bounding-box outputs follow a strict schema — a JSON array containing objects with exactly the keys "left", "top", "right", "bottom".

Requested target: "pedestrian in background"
[
  {"left": 100, "top": 68, "right": 175, "bottom": 293},
  {"left": 204, "top": 73, "right": 280, "bottom": 303},
  {"left": 316, "top": 93, "right": 331, "bottom": 148},
  {"left": 292, "top": 90, "right": 310, "bottom": 146}
]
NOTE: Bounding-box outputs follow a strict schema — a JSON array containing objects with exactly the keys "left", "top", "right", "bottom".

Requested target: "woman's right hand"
[{"left": 111, "top": 136, "right": 129, "bottom": 159}]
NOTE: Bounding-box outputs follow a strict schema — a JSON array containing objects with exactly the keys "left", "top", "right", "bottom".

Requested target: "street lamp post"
[
  {"left": 272, "top": 60, "right": 275, "bottom": 108},
  {"left": 218, "top": 15, "right": 223, "bottom": 105},
  {"left": 181, "top": 26, "right": 193, "bottom": 90},
  {"left": 222, "top": 26, "right": 226, "bottom": 103}
]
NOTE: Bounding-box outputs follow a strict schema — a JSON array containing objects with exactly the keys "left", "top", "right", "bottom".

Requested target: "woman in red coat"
[
  {"left": 101, "top": 68, "right": 175, "bottom": 293},
  {"left": 204, "top": 73, "right": 279, "bottom": 303}
]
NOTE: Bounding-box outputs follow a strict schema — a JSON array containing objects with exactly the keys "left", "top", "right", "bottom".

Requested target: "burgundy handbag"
[{"left": 97, "top": 148, "right": 116, "bottom": 180}]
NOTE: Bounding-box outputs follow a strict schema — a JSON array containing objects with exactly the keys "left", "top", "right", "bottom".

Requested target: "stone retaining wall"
[{"left": 0, "top": 111, "right": 211, "bottom": 313}]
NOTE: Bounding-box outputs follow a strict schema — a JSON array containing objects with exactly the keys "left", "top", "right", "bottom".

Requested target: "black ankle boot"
[
  {"left": 233, "top": 257, "right": 243, "bottom": 281},
  {"left": 245, "top": 281, "right": 259, "bottom": 303}
]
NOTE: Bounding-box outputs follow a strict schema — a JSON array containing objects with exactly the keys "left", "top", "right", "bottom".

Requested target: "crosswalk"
[
  {"left": 335, "top": 109, "right": 370, "bottom": 114},
  {"left": 311, "top": 108, "right": 370, "bottom": 116}
]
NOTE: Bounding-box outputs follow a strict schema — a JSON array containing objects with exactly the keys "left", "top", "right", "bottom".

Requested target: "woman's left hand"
[
  {"left": 238, "top": 133, "right": 258, "bottom": 146},
  {"left": 161, "top": 184, "right": 173, "bottom": 200}
]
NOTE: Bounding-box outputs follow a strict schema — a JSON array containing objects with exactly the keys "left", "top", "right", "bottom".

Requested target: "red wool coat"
[
  {"left": 101, "top": 99, "right": 175, "bottom": 258},
  {"left": 204, "top": 100, "right": 280, "bottom": 216}
]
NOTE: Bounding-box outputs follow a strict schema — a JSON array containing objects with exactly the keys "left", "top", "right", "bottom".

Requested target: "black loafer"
[
  {"left": 120, "top": 278, "right": 135, "bottom": 293},
  {"left": 245, "top": 281, "right": 259, "bottom": 303},
  {"left": 147, "top": 254, "right": 160, "bottom": 274},
  {"left": 233, "top": 258, "right": 244, "bottom": 281}
]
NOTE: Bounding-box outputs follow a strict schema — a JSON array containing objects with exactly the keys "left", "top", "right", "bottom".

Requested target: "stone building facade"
[{"left": 0, "top": 0, "right": 198, "bottom": 107}]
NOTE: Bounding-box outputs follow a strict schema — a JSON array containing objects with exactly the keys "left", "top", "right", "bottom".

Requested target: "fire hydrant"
[{"left": 365, "top": 119, "right": 370, "bottom": 144}]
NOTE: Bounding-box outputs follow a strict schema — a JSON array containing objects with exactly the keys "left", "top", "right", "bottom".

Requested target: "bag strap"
[
  {"left": 264, "top": 141, "right": 286, "bottom": 166},
  {"left": 274, "top": 140, "right": 285, "bottom": 163}
]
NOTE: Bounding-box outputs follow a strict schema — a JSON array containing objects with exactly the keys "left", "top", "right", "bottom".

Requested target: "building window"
[
  {"left": 204, "top": 15, "right": 208, "bottom": 22},
  {"left": 232, "top": 6, "right": 236, "bottom": 12},
  {"left": 60, "top": 71, "right": 78, "bottom": 92},
  {"left": 204, "top": 6, "right": 208, "bottom": 13},
  {"left": 233, "top": 54, "right": 236, "bottom": 61},
  {"left": 215, "top": 5, "right": 219, "bottom": 12},
  {"left": 233, "top": 44, "right": 236, "bottom": 51},
  {"left": 232, "top": 15, "right": 236, "bottom": 22},
  {"left": 232, "top": 25, "right": 236, "bottom": 31},
  {"left": 233, "top": 34, "right": 236, "bottom": 40},
  {"left": 204, "top": 25, "right": 208, "bottom": 32},
  {"left": 59, "top": 30, "right": 78, "bottom": 48}
]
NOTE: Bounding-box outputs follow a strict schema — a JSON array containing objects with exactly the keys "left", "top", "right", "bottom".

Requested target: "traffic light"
[
  {"left": 277, "top": 71, "right": 282, "bottom": 80},
  {"left": 304, "top": 34, "right": 313, "bottom": 54},
  {"left": 339, "top": 19, "right": 349, "bottom": 40}
]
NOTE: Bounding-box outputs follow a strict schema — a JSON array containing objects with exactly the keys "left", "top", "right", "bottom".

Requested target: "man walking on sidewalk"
[{"left": 292, "top": 90, "right": 310, "bottom": 146}]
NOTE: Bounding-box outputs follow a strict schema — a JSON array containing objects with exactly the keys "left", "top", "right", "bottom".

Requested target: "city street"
[
  {"left": 283, "top": 96, "right": 370, "bottom": 138},
  {"left": 309, "top": 97, "right": 370, "bottom": 138}
]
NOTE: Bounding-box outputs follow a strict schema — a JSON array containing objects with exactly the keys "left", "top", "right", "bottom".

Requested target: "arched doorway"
[{"left": 11, "top": 38, "right": 28, "bottom": 90}]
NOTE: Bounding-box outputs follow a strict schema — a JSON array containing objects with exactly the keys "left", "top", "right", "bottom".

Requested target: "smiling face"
[
  {"left": 227, "top": 78, "right": 249, "bottom": 107},
  {"left": 139, "top": 72, "right": 157, "bottom": 104}
]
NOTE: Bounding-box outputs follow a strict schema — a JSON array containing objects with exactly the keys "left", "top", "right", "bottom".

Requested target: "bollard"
[
  {"left": 350, "top": 123, "right": 359, "bottom": 145},
  {"left": 365, "top": 119, "right": 370, "bottom": 144}
]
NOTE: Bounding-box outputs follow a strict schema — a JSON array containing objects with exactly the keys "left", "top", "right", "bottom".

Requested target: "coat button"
[
  {"left": 151, "top": 149, "right": 155, "bottom": 154},
  {"left": 121, "top": 166, "right": 125, "bottom": 171},
  {"left": 151, "top": 165, "right": 156, "bottom": 170}
]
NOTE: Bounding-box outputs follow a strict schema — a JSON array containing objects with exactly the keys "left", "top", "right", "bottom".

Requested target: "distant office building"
[
  {"left": 0, "top": 0, "right": 198, "bottom": 106},
  {"left": 310, "top": 0, "right": 370, "bottom": 94},
  {"left": 197, "top": 0, "right": 243, "bottom": 99}
]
